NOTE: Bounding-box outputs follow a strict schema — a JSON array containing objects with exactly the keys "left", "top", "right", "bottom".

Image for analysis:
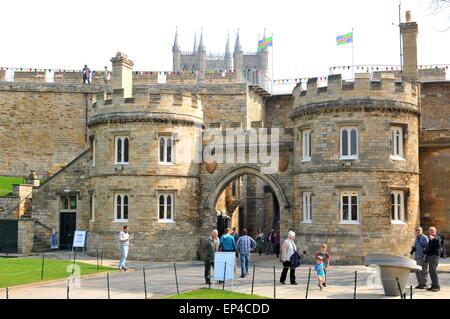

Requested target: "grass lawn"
[
  {"left": 166, "top": 288, "right": 270, "bottom": 299},
  {"left": 0, "top": 257, "right": 115, "bottom": 288},
  {"left": 0, "top": 176, "right": 24, "bottom": 197}
]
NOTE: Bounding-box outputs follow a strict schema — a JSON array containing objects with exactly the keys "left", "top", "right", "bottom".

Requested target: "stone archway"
[{"left": 204, "top": 164, "right": 290, "bottom": 213}]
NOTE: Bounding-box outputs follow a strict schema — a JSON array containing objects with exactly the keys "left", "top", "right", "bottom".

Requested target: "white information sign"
[
  {"left": 72, "top": 230, "right": 86, "bottom": 248},
  {"left": 213, "top": 252, "right": 235, "bottom": 281}
]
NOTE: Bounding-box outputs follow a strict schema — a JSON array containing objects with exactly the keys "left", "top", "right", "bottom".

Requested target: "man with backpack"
[
  {"left": 425, "top": 226, "right": 442, "bottom": 292},
  {"left": 411, "top": 226, "right": 429, "bottom": 289}
]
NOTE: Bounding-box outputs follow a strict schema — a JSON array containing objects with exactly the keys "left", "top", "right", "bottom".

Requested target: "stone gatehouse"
[{"left": 1, "top": 14, "right": 449, "bottom": 263}]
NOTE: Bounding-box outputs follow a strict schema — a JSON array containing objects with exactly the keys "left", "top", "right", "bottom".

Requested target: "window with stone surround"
[
  {"left": 91, "top": 138, "right": 96, "bottom": 167},
  {"left": 302, "top": 129, "right": 311, "bottom": 161},
  {"left": 114, "top": 194, "right": 129, "bottom": 221},
  {"left": 115, "top": 136, "right": 129, "bottom": 165},
  {"left": 340, "top": 127, "right": 358, "bottom": 160},
  {"left": 61, "top": 195, "right": 77, "bottom": 211},
  {"left": 391, "top": 191, "right": 405, "bottom": 223},
  {"left": 158, "top": 193, "right": 174, "bottom": 222},
  {"left": 340, "top": 191, "right": 359, "bottom": 223},
  {"left": 390, "top": 126, "right": 404, "bottom": 160},
  {"left": 89, "top": 193, "right": 95, "bottom": 222},
  {"left": 303, "top": 192, "right": 312, "bottom": 223},
  {"left": 159, "top": 136, "right": 174, "bottom": 164}
]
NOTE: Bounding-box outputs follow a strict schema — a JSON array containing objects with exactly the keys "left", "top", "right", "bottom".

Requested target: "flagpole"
[
  {"left": 352, "top": 27, "right": 355, "bottom": 79},
  {"left": 271, "top": 33, "right": 274, "bottom": 82}
]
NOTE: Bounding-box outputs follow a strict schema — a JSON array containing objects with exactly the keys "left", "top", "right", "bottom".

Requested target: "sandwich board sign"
[
  {"left": 72, "top": 230, "right": 86, "bottom": 249},
  {"left": 213, "top": 252, "right": 235, "bottom": 281}
]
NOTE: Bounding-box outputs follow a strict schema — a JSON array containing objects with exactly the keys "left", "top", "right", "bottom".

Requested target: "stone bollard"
[{"left": 364, "top": 254, "right": 421, "bottom": 296}]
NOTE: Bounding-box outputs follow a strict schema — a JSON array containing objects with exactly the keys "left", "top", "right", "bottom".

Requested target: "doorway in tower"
[{"left": 215, "top": 174, "right": 280, "bottom": 240}]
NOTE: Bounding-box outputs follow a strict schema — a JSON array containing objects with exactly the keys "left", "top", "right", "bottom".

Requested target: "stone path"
[{"left": 1, "top": 252, "right": 449, "bottom": 299}]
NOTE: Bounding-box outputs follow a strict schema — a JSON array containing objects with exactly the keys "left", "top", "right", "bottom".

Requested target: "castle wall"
[
  {"left": 419, "top": 82, "right": 450, "bottom": 238},
  {"left": 0, "top": 83, "right": 100, "bottom": 177},
  {"left": 265, "top": 94, "right": 294, "bottom": 128},
  {"left": 31, "top": 151, "right": 90, "bottom": 245},
  {"left": 292, "top": 74, "right": 420, "bottom": 263}
]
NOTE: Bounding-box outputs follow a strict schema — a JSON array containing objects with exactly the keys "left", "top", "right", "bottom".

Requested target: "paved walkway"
[{"left": 1, "top": 253, "right": 449, "bottom": 299}]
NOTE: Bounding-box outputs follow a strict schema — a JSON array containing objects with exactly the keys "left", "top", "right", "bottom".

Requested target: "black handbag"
[{"left": 290, "top": 251, "right": 302, "bottom": 268}]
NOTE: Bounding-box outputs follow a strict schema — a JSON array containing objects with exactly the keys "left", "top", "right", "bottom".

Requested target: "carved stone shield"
[
  {"left": 205, "top": 162, "right": 217, "bottom": 174},
  {"left": 278, "top": 156, "right": 289, "bottom": 173}
]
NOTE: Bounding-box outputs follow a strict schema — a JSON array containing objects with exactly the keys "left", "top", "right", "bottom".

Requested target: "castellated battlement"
[
  {"left": 292, "top": 73, "right": 420, "bottom": 117},
  {"left": 88, "top": 87, "right": 203, "bottom": 128}
]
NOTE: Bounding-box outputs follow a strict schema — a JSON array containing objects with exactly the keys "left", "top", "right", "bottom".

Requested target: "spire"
[
  {"left": 225, "top": 32, "right": 231, "bottom": 56},
  {"left": 198, "top": 28, "right": 206, "bottom": 52},
  {"left": 234, "top": 28, "right": 242, "bottom": 53},
  {"left": 193, "top": 32, "right": 197, "bottom": 53},
  {"left": 172, "top": 26, "right": 180, "bottom": 52}
]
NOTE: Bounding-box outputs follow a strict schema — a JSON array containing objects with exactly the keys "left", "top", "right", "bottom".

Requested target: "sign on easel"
[
  {"left": 72, "top": 231, "right": 86, "bottom": 249},
  {"left": 213, "top": 252, "right": 235, "bottom": 281}
]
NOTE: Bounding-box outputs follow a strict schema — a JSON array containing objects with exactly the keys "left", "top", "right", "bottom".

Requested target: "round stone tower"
[
  {"left": 291, "top": 73, "right": 420, "bottom": 264},
  {"left": 87, "top": 86, "right": 203, "bottom": 261}
]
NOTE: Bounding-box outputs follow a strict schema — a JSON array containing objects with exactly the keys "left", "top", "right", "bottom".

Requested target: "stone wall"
[
  {"left": 0, "top": 82, "right": 100, "bottom": 177},
  {"left": 265, "top": 94, "right": 294, "bottom": 128},
  {"left": 31, "top": 151, "right": 90, "bottom": 244},
  {"left": 17, "top": 219, "right": 35, "bottom": 254},
  {"left": 292, "top": 75, "right": 420, "bottom": 263},
  {"left": 0, "top": 197, "right": 19, "bottom": 218},
  {"left": 420, "top": 82, "right": 450, "bottom": 129},
  {"left": 419, "top": 81, "right": 450, "bottom": 239}
]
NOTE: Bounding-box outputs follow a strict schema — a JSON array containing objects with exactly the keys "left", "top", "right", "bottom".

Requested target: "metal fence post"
[
  {"left": 305, "top": 267, "right": 311, "bottom": 299},
  {"left": 6, "top": 287, "right": 9, "bottom": 299},
  {"left": 273, "top": 265, "right": 276, "bottom": 299},
  {"left": 222, "top": 262, "right": 227, "bottom": 290},
  {"left": 173, "top": 263, "right": 179, "bottom": 294},
  {"left": 107, "top": 272, "right": 110, "bottom": 299},
  {"left": 353, "top": 271, "right": 358, "bottom": 299},
  {"left": 143, "top": 267, "right": 147, "bottom": 300},
  {"left": 66, "top": 280, "right": 70, "bottom": 299},
  {"left": 251, "top": 264, "right": 256, "bottom": 295},
  {"left": 41, "top": 253, "right": 45, "bottom": 280}
]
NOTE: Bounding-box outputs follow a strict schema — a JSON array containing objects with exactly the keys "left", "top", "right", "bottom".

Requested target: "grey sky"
[{"left": 0, "top": 0, "right": 448, "bottom": 79}]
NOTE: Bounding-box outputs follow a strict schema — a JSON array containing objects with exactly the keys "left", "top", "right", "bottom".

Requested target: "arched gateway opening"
[{"left": 204, "top": 165, "right": 289, "bottom": 242}]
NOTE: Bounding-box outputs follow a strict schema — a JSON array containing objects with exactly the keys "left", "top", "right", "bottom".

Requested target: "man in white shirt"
[{"left": 119, "top": 225, "right": 130, "bottom": 271}]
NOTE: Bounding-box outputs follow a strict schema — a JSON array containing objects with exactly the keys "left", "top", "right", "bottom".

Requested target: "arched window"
[
  {"left": 340, "top": 127, "right": 358, "bottom": 159},
  {"left": 390, "top": 127, "right": 404, "bottom": 159},
  {"left": 158, "top": 193, "right": 174, "bottom": 222},
  {"left": 115, "top": 194, "right": 129, "bottom": 221},
  {"left": 302, "top": 129, "right": 311, "bottom": 161},
  {"left": 159, "top": 136, "right": 174, "bottom": 164},
  {"left": 115, "top": 136, "right": 129, "bottom": 164},
  {"left": 303, "top": 192, "right": 312, "bottom": 222},
  {"left": 391, "top": 190, "right": 405, "bottom": 222}
]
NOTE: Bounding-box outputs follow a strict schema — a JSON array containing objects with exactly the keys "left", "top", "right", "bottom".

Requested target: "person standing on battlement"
[
  {"left": 103, "top": 66, "right": 111, "bottom": 85},
  {"left": 82, "top": 64, "right": 91, "bottom": 84}
]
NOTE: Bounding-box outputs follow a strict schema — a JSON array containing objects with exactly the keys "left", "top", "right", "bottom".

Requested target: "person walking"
[
  {"left": 118, "top": 225, "right": 130, "bottom": 271},
  {"left": 411, "top": 226, "right": 429, "bottom": 289},
  {"left": 315, "top": 244, "right": 331, "bottom": 286},
  {"left": 267, "top": 228, "right": 275, "bottom": 255},
  {"left": 202, "top": 229, "right": 220, "bottom": 284},
  {"left": 82, "top": 65, "right": 91, "bottom": 84},
  {"left": 103, "top": 66, "right": 111, "bottom": 85},
  {"left": 219, "top": 228, "right": 236, "bottom": 252},
  {"left": 426, "top": 226, "right": 441, "bottom": 292},
  {"left": 279, "top": 231, "right": 298, "bottom": 285},
  {"left": 274, "top": 230, "right": 281, "bottom": 258},
  {"left": 256, "top": 229, "right": 265, "bottom": 256},
  {"left": 314, "top": 255, "right": 326, "bottom": 291},
  {"left": 236, "top": 229, "right": 256, "bottom": 278}
]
